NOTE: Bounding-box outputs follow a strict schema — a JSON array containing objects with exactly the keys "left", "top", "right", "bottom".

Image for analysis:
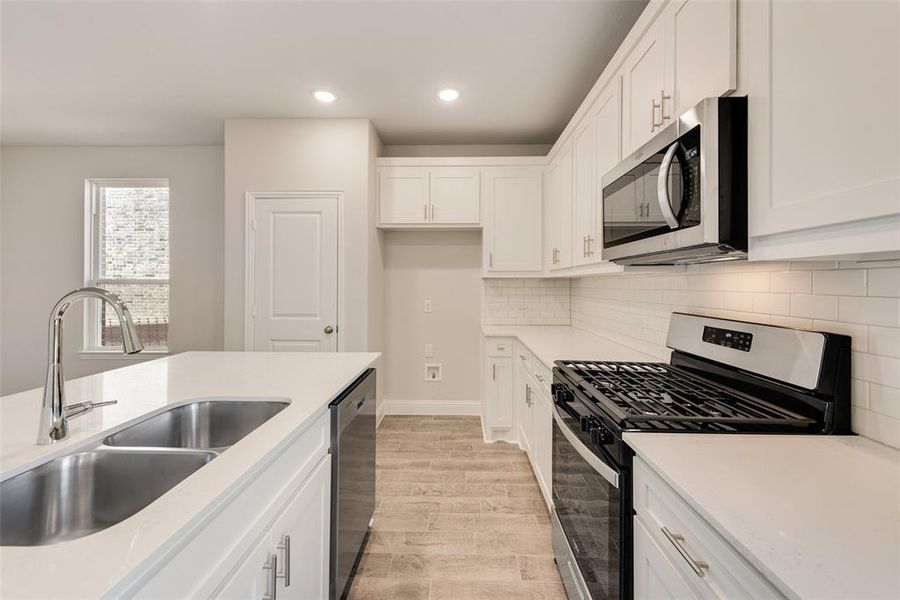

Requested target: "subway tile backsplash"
[
  {"left": 482, "top": 278, "right": 571, "bottom": 325},
  {"left": 571, "top": 260, "right": 900, "bottom": 449}
]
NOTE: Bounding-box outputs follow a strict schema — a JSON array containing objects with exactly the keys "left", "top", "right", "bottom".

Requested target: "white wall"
[
  {"left": 0, "top": 146, "right": 224, "bottom": 395},
  {"left": 382, "top": 230, "right": 482, "bottom": 412},
  {"left": 570, "top": 260, "right": 900, "bottom": 449},
  {"left": 223, "top": 119, "right": 381, "bottom": 353}
]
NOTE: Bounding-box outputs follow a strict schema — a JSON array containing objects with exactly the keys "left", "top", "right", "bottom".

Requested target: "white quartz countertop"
[
  {"left": 626, "top": 432, "right": 900, "bottom": 600},
  {"left": 481, "top": 325, "right": 658, "bottom": 367},
  {"left": 0, "top": 351, "right": 379, "bottom": 599}
]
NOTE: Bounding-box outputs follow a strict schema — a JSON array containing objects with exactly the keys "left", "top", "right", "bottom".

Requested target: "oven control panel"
[{"left": 702, "top": 325, "right": 752, "bottom": 352}]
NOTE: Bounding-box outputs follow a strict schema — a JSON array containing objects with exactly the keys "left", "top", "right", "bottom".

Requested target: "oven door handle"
[
  {"left": 553, "top": 406, "right": 619, "bottom": 488},
  {"left": 656, "top": 142, "right": 681, "bottom": 229}
]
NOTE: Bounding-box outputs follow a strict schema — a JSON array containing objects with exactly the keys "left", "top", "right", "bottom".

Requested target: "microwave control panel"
[{"left": 702, "top": 325, "right": 753, "bottom": 352}]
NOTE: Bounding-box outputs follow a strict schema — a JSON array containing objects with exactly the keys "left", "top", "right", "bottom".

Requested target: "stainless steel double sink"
[{"left": 0, "top": 399, "right": 288, "bottom": 546}]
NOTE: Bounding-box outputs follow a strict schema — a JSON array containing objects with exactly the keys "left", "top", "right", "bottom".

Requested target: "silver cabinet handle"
[
  {"left": 489, "top": 252, "right": 493, "bottom": 268},
  {"left": 660, "top": 89, "right": 672, "bottom": 122},
  {"left": 661, "top": 527, "right": 709, "bottom": 577},
  {"left": 431, "top": 204, "right": 435, "bottom": 221},
  {"left": 262, "top": 553, "right": 278, "bottom": 600},
  {"left": 492, "top": 363, "right": 496, "bottom": 380},
  {"left": 424, "top": 203, "right": 428, "bottom": 221},
  {"left": 519, "top": 354, "right": 528, "bottom": 362},
  {"left": 535, "top": 373, "right": 545, "bottom": 383},
  {"left": 651, "top": 96, "right": 662, "bottom": 131},
  {"left": 277, "top": 534, "right": 291, "bottom": 587}
]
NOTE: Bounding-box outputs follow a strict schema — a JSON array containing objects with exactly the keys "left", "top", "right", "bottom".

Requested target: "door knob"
[{"left": 324, "top": 325, "right": 334, "bottom": 334}]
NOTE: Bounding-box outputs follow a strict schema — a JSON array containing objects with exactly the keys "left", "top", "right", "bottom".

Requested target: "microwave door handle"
[{"left": 656, "top": 142, "right": 681, "bottom": 229}]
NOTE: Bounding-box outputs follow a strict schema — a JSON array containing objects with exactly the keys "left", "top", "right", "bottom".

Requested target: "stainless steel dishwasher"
[{"left": 329, "top": 368, "right": 376, "bottom": 600}]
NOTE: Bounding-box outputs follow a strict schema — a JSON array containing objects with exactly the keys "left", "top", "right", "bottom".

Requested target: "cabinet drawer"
[
  {"left": 487, "top": 338, "right": 514, "bottom": 357},
  {"left": 633, "top": 457, "right": 783, "bottom": 599},
  {"left": 126, "top": 410, "right": 331, "bottom": 598},
  {"left": 516, "top": 343, "right": 551, "bottom": 394}
]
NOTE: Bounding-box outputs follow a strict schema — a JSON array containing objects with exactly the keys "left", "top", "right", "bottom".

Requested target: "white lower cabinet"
[
  {"left": 634, "top": 516, "right": 702, "bottom": 600},
  {"left": 217, "top": 455, "right": 331, "bottom": 599},
  {"left": 633, "top": 457, "right": 784, "bottom": 599},
  {"left": 531, "top": 383, "right": 553, "bottom": 508},
  {"left": 483, "top": 337, "right": 514, "bottom": 439},
  {"left": 126, "top": 412, "right": 332, "bottom": 599}
]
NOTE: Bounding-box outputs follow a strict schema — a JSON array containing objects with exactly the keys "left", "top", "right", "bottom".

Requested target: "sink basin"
[
  {"left": 103, "top": 400, "right": 289, "bottom": 451},
  {"left": 0, "top": 448, "right": 215, "bottom": 546}
]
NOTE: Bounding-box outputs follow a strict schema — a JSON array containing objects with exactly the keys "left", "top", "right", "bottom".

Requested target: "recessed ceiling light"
[
  {"left": 313, "top": 90, "right": 336, "bottom": 103},
  {"left": 438, "top": 89, "right": 460, "bottom": 102}
]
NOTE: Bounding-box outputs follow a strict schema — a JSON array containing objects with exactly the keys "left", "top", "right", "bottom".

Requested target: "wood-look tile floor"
[{"left": 347, "top": 415, "right": 565, "bottom": 600}]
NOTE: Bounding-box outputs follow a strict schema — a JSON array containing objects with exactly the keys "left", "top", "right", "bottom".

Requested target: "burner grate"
[{"left": 559, "top": 361, "right": 815, "bottom": 431}]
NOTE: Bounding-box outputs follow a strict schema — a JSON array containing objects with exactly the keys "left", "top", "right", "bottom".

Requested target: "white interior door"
[{"left": 249, "top": 194, "right": 338, "bottom": 352}]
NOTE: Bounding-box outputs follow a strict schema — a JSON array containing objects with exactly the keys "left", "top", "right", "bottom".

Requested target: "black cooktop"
[{"left": 554, "top": 360, "right": 820, "bottom": 434}]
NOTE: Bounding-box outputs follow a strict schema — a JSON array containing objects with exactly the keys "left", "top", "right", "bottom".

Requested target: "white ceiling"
[{"left": 1, "top": 0, "right": 648, "bottom": 147}]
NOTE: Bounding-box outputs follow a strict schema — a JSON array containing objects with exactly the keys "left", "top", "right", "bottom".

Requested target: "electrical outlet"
[
  {"left": 424, "top": 299, "right": 433, "bottom": 313},
  {"left": 424, "top": 344, "right": 434, "bottom": 358},
  {"left": 425, "top": 363, "right": 442, "bottom": 381}
]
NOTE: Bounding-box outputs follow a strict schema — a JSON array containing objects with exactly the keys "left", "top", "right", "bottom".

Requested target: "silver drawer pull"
[
  {"left": 262, "top": 553, "right": 278, "bottom": 599},
  {"left": 662, "top": 526, "right": 709, "bottom": 577},
  {"left": 535, "top": 374, "right": 545, "bottom": 383},
  {"left": 520, "top": 355, "right": 528, "bottom": 361},
  {"left": 277, "top": 534, "right": 291, "bottom": 587}
]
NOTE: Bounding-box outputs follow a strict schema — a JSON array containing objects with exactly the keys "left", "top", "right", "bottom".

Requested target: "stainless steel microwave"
[{"left": 601, "top": 96, "right": 747, "bottom": 265}]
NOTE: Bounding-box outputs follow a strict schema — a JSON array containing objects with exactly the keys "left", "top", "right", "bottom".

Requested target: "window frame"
[{"left": 82, "top": 178, "right": 171, "bottom": 356}]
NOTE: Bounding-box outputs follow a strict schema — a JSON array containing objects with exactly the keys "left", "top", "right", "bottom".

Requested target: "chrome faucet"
[{"left": 37, "top": 287, "right": 143, "bottom": 444}]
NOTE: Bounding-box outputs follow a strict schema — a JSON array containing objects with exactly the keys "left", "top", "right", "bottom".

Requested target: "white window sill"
[{"left": 77, "top": 350, "right": 169, "bottom": 360}]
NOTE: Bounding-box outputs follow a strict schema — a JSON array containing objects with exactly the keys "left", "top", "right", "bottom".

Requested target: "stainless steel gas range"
[{"left": 550, "top": 313, "right": 852, "bottom": 600}]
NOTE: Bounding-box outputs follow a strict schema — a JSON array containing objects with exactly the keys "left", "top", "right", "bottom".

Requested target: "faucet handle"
[{"left": 64, "top": 399, "right": 118, "bottom": 420}]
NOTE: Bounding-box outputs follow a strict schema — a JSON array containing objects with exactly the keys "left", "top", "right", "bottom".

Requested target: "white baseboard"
[{"left": 381, "top": 399, "right": 481, "bottom": 416}]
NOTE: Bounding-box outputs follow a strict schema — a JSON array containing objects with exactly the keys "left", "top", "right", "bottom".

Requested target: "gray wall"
[{"left": 0, "top": 146, "right": 224, "bottom": 395}]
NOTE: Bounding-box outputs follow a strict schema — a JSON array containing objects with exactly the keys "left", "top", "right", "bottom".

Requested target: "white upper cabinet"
[
  {"left": 379, "top": 167, "right": 429, "bottom": 225},
  {"left": 622, "top": 0, "right": 736, "bottom": 158},
  {"left": 573, "top": 114, "right": 598, "bottom": 266},
  {"left": 482, "top": 167, "right": 543, "bottom": 276},
  {"left": 744, "top": 0, "right": 900, "bottom": 260},
  {"left": 622, "top": 18, "right": 669, "bottom": 157},
  {"left": 547, "top": 141, "right": 574, "bottom": 270},
  {"left": 378, "top": 165, "right": 480, "bottom": 227},
  {"left": 429, "top": 167, "right": 480, "bottom": 224},
  {"left": 667, "top": 0, "right": 736, "bottom": 117}
]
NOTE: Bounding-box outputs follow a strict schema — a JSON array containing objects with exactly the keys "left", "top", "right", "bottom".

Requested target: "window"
[{"left": 85, "top": 179, "right": 169, "bottom": 352}]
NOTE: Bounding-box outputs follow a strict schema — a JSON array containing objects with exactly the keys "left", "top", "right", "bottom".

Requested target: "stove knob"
[
  {"left": 593, "top": 426, "right": 614, "bottom": 445},
  {"left": 554, "top": 386, "right": 573, "bottom": 404}
]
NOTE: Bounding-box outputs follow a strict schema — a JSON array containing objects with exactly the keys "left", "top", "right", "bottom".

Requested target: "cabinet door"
[
  {"left": 667, "top": 0, "right": 736, "bottom": 117},
  {"left": 573, "top": 116, "right": 598, "bottom": 266},
  {"left": 532, "top": 391, "right": 553, "bottom": 508},
  {"left": 483, "top": 167, "right": 543, "bottom": 274},
  {"left": 622, "top": 19, "right": 668, "bottom": 156},
  {"left": 634, "top": 517, "right": 702, "bottom": 600},
  {"left": 746, "top": 0, "right": 900, "bottom": 242},
  {"left": 430, "top": 167, "right": 480, "bottom": 224},
  {"left": 549, "top": 142, "right": 574, "bottom": 270},
  {"left": 216, "top": 530, "right": 275, "bottom": 600},
  {"left": 486, "top": 357, "right": 513, "bottom": 430},
  {"left": 622, "top": 17, "right": 667, "bottom": 156},
  {"left": 270, "top": 456, "right": 331, "bottom": 600},
  {"left": 594, "top": 76, "right": 623, "bottom": 257},
  {"left": 379, "top": 167, "right": 429, "bottom": 224}
]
